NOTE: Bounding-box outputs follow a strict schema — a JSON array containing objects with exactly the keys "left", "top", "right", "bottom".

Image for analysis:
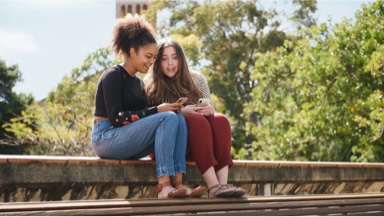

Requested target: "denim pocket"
[
  {"left": 101, "top": 127, "right": 115, "bottom": 140},
  {"left": 92, "top": 120, "right": 113, "bottom": 144}
]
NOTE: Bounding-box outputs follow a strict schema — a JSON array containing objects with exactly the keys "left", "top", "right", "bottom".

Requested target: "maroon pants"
[{"left": 185, "top": 113, "right": 233, "bottom": 175}]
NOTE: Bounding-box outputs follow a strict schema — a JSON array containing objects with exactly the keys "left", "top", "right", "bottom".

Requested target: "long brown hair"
[{"left": 145, "top": 38, "right": 202, "bottom": 106}]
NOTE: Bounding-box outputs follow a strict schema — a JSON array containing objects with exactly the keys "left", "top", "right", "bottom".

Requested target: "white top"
[{"left": 190, "top": 71, "right": 216, "bottom": 113}]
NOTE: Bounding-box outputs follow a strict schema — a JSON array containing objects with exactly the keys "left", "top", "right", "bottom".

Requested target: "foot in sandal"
[
  {"left": 174, "top": 181, "right": 206, "bottom": 197},
  {"left": 155, "top": 182, "right": 187, "bottom": 199},
  {"left": 222, "top": 184, "right": 246, "bottom": 197},
  {"left": 207, "top": 184, "right": 236, "bottom": 198}
]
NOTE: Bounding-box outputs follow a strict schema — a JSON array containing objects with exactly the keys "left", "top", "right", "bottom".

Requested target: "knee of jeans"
[
  {"left": 162, "top": 111, "right": 179, "bottom": 124},
  {"left": 166, "top": 112, "right": 179, "bottom": 122},
  {"left": 176, "top": 114, "right": 186, "bottom": 124}
]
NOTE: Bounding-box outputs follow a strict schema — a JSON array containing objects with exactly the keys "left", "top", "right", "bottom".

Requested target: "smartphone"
[
  {"left": 196, "top": 98, "right": 211, "bottom": 107},
  {"left": 175, "top": 97, "right": 188, "bottom": 104}
]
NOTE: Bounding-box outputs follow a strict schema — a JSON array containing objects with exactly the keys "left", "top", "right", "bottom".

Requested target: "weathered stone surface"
[{"left": 0, "top": 155, "right": 383, "bottom": 202}]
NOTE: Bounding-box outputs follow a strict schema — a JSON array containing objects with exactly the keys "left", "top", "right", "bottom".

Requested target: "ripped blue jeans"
[{"left": 91, "top": 112, "right": 187, "bottom": 177}]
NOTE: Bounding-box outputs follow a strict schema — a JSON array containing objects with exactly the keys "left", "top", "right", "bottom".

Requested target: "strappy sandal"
[
  {"left": 207, "top": 184, "right": 236, "bottom": 198},
  {"left": 222, "top": 184, "right": 246, "bottom": 197},
  {"left": 155, "top": 182, "right": 187, "bottom": 199},
  {"left": 174, "top": 181, "right": 206, "bottom": 197}
]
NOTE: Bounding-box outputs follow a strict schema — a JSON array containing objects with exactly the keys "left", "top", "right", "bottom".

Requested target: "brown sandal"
[
  {"left": 174, "top": 181, "right": 206, "bottom": 197},
  {"left": 155, "top": 182, "right": 187, "bottom": 199},
  {"left": 189, "top": 185, "right": 206, "bottom": 197},
  {"left": 222, "top": 184, "right": 246, "bottom": 197},
  {"left": 207, "top": 184, "right": 236, "bottom": 198}
]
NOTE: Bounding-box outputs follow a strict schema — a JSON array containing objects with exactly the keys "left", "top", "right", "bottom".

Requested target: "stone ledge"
[
  {"left": 2, "top": 155, "right": 384, "bottom": 168},
  {"left": 0, "top": 155, "right": 383, "bottom": 202}
]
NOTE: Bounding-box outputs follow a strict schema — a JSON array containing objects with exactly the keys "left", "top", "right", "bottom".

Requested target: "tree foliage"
[
  {"left": 0, "top": 58, "right": 34, "bottom": 153},
  {"left": 3, "top": 48, "right": 113, "bottom": 155},
  {"left": 245, "top": 0, "right": 384, "bottom": 162},
  {"left": 144, "top": 0, "right": 317, "bottom": 151}
]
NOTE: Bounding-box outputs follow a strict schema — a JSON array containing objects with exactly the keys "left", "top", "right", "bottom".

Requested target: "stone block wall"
[{"left": 0, "top": 155, "right": 383, "bottom": 202}]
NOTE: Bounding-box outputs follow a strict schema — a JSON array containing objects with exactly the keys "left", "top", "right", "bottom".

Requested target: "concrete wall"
[{"left": 1, "top": 155, "right": 383, "bottom": 202}]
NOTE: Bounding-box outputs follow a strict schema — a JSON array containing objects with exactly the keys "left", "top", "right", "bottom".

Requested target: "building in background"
[{"left": 116, "top": 0, "right": 149, "bottom": 18}]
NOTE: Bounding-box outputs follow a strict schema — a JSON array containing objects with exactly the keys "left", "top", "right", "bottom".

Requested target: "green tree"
[
  {"left": 145, "top": 0, "right": 317, "bottom": 154},
  {"left": 3, "top": 48, "right": 113, "bottom": 155},
  {"left": 0, "top": 58, "right": 34, "bottom": 153},
  {"left": 292, "top": 0, "right": 318, "bottom": 28},
  {"left": 245, "top": 0, "right": 384, "bottom": 162}
]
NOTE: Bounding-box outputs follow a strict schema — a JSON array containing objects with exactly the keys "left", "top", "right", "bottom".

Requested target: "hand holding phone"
[
  {"left": 196, "top": 98, "right": 211, "bottom": 107},
  {"left": 175, "top": 97, "right": 188, "bottom": 104}
]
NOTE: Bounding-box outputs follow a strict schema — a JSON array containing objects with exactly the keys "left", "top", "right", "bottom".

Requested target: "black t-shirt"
[{"left": 94, "top": 65, "right": 158, "bottom": 128}]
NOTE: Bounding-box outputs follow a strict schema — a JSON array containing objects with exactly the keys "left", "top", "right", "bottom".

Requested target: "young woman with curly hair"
[{"left": 91, "top": 16, "right": 191, "bottom": 199}]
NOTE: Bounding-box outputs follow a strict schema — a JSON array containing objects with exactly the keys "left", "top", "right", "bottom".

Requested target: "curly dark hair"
[{"left": 111, "top": 15, "right": 156, "bottom": 59}]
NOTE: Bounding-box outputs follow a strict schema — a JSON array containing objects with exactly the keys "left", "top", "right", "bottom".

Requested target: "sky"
[{"left": 0, "top": 0, "right": 377, "bottom": 101}]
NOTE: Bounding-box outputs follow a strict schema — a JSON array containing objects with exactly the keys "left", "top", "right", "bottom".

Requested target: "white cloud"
[{"left": 0, "top": 28, "right": 38, "bottom": 54}]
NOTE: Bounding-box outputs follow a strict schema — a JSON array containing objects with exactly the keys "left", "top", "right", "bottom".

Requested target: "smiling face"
[
  {"left": 160, "top": 46, "right": 179, "bottom": 78},
  {"left": 131, "top": 43, "right": 158, "bottom": 74}
]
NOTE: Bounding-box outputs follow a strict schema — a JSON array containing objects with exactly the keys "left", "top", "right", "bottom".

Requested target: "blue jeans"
[{"left": 91, "top": 112, "right": 187, "bottom": 177}]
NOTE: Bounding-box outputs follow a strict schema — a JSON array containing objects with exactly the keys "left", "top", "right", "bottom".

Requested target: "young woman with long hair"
[{"left": 145, "top": 38, "right": 246, "bottom": 198}]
